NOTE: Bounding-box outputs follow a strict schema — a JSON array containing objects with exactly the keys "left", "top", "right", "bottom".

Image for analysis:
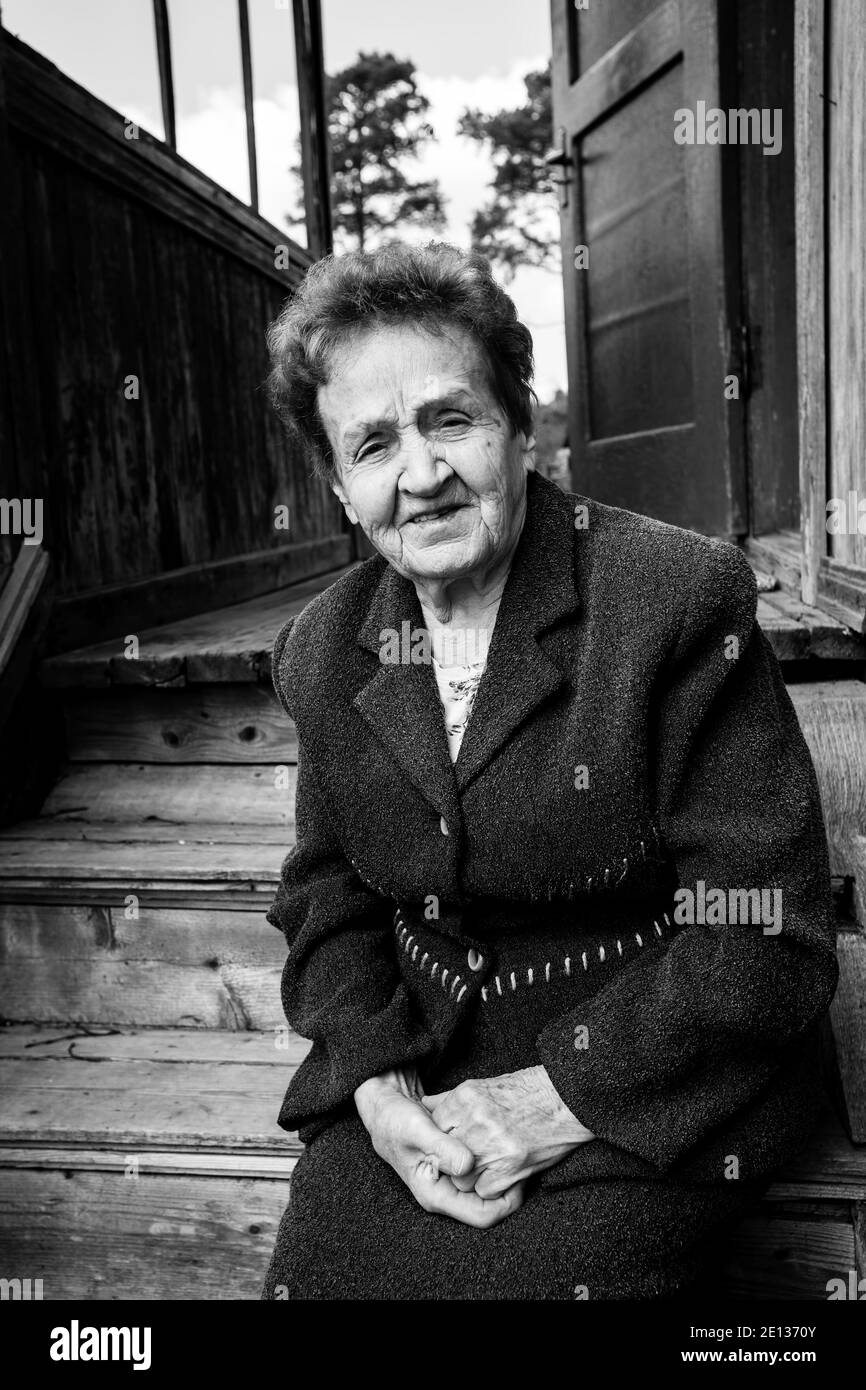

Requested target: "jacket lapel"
[
  {"left": 354, "top": 564, "right": 460, "bottom": 823},
  {"left": 454, "top": 472, "right": 580, "bottom": 792}
]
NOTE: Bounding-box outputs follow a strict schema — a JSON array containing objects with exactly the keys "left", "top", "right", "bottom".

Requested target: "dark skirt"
[
  {"left": 263, "top": 1114, "right": 764, "bottom": 1300},
  {"left": 261, "top": 921, "right": 779, "bottom": 1300}
]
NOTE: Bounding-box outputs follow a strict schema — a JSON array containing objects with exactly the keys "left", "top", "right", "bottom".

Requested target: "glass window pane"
[
  {"left": 2, "top": 0, "right": 164, "bottom": 138},
  {"left": 168, "top": 0, "right": 249, "bottom": 202},
  {"left": 247, "top": 0, "right": 306, "bottom": 243}
]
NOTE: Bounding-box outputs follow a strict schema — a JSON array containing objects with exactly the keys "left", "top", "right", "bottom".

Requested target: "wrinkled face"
[{"left": 318, "top": 322, "right": 534, "bottom": 586}]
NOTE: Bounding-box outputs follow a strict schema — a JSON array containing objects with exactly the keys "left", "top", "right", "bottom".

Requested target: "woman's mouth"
[{"left": 409, "top": 503, "right": 465, "bottom": 526}]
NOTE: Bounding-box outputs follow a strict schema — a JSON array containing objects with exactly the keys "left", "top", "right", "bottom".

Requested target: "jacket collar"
[{"left": 353, "top": 472, "right": 581, "bottom": 814}]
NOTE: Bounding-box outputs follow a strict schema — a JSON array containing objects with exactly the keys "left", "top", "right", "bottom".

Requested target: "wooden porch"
[{"left": 1, "top": 0, "right": 865, "bottom": 1303}]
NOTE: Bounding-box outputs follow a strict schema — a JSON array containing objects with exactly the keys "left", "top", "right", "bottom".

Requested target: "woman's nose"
[{"left": 396, "top": 435, "right": 451, "bottom": 494}]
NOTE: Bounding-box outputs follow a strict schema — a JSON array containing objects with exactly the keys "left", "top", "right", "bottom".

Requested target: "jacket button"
[
  {"left": 439, "top": 816, "right": 449, "bottom": 836},
  {"left": 467, "top": 949, "right": 483, "bottom": 971}
]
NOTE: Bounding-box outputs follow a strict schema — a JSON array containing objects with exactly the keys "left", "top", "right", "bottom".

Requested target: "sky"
[{"left": 2, "top": 0, "right": 567, "bottom": 396}]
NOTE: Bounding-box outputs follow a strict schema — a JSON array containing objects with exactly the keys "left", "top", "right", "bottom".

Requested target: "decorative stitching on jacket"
[
  {"left": 349, "top": 823, "right": 666, "bottom": 904},
  {"left": 392, "top": 909, "right": 672, "bottom": 1005}
]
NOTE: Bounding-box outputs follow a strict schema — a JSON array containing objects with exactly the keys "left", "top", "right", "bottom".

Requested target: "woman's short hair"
[{"left": 266, "top": 241, "right": 536, "bottom": 480}]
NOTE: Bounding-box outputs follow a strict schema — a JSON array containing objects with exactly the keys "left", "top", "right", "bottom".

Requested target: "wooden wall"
[
  {"left": 827, "top": 0, "right": 866, "bottom": 571},
  {"left": 0, "top": 32, "right": 349, "bottom": 649}
]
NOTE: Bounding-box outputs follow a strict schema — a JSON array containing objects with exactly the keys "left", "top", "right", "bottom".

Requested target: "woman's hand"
[
  {"left": 421, "top": 1066, "right": 595, "bottom": 1198},
  {"left": 354, "top": 1068, "right": 526, "bottom": 1228}
]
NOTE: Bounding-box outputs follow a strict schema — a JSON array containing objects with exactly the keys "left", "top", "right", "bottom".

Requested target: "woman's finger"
[
  {"left": 421, "top": 1173, "right": 525, "bottom": 1229},
  {"left": 394, "top": 1102, "right": 475, "bottom": 1177},
  {"left": 426, "top": 1123, "right": 475, "bottom": 1178}
]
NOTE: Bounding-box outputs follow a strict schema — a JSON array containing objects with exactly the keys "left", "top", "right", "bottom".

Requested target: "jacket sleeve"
[
  {"left": 536, "top": 541, "right": 839, "bottom": 1173},
  {"left": 267, "top": 619, "right": 437, "bottom": 1141}
]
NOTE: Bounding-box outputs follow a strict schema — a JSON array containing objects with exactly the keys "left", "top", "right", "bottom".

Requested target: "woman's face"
[{"left": 318, "top": 322, "right": 534, "bottom": 587}]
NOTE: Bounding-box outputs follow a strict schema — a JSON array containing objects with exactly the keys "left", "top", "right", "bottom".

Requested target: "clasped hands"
[{"left": 354, "top": 1064, "right": 594, "bottom": 1229}]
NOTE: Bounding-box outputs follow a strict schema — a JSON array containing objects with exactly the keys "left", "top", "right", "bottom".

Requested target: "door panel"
[{"left": 552, "top": 0, "right": 745, "bottom": 534}]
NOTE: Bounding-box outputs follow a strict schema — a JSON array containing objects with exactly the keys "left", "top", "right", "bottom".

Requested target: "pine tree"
[{"left": 458, "top": 65, "right": 559, "bottom": 278}]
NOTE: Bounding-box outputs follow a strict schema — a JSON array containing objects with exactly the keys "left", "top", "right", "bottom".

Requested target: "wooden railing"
[{"left": 0, "top": 30, "right": 347, "bottom": 651}]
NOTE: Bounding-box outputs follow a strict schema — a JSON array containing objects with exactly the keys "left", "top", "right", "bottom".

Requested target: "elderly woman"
[{"left": 260, "top": 242, "right": 837, "bottom": 1300}]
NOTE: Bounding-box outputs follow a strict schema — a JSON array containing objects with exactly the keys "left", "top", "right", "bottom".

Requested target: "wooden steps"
[
  {"left": 0, "top": 1024, "right": 864, "bottom": 1300},
  {"left": 40, "top": 569, "right": 353, "bottom": 689},
  {"left": 0, "top": 567, "right": 864, "bottom": 1299},
  {"left": 0, "top": 1026, "right": 300, "bottom": 1300}
]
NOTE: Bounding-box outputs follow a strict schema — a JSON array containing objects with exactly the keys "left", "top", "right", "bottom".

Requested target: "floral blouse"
[{"left": 430, "top": 657, "right": 487, "bottom": 763}]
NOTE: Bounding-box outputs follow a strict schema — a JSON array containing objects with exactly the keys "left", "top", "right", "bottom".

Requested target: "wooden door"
[{"left": 551, "top": 0, "right": 746, "bottom": 534}]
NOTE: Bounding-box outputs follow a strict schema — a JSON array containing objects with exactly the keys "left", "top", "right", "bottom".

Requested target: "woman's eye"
[
  {"left": 437, "top": 414, "right": 468, "bottom": 429},
  {"left": 356, "top": 438, "right": 388, "bottom": 462}
]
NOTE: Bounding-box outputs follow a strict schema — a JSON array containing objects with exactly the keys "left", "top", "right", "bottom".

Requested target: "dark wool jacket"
[{"left": 266, "top": 470, "right": 838, "bottom": 1187}]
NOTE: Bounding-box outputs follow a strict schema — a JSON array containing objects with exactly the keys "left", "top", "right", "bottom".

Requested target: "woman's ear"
[
  {"left": 522, "top": 432, "right": 537, "bottom": 473},
  {"left": 330, "top": 478, "right": 360, "bottom": 527}
]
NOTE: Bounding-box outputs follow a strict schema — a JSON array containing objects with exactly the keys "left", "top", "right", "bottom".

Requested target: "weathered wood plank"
[
  {"left": 0, "top": 837, "right": 283, "bottom": 886},
  {"left": 787, "top": 682, "right": 866, "bottom": 876},
  {"left": 0, "top": 901, "right": 289, "bottom": 1028},
  {"left": 0, "top": 1147, "right": 298, "bottom": 1180},
  {"left": 720, "top": 1216, "right": 856, "bottom": 1300},
  {"left": 0, "top": 958, "right": 283, "bottom": 1030},
  {"left": 744, "top": 531, "right": 803, "bottom": 593},
  {"left": 52, "top": 543, "right": 352, "bottom": 658},
  {"left": 0, "top": 543, "right": 50, "bottom": 678},
  {"left": 0, "top": 819, "right": 294, "bottom": 845},
  {"left": 0, "top": 1168, "right": 289, "bottom": 1300},
  {"left": 39, "top": 762, "right": 297, "bottom": 826},
  {"left": 0, "top": 1064, "right": 294, "bottom": 1151},
  {"left": 0, "top": 1052, "right": 298, "bottom": 1100},
  {"left": 0, "top": 1024, "right": 297, "bottom": 1065},
  {"left": 829, "top": 927, "right": 866, "bottom": 1143},
  {"left": 795, "top": 0, "right": 827, "bottom": 606},
  {"left": 41, "top": 569, "right": 349, "bottom": 688},
  {"left": 851, "top": 834, "right": 866, "bottom": 928},
  {"left": 63, "top": 684, "right": 297, "bottom": 763},
  {"left": 828, "top": 0, "right": 866, "bottom": 572}
]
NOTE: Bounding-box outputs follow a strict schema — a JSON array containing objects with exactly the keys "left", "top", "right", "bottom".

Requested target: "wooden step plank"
[
  {"left": 0, "top": 837, "right": 284, "bottom": 884},
  {"left": 0, "top": 1036, "right": 301, "bottom": 1151},
  {"left": 0, "top": 1146, "right": 298, "bottom": 1180},
  {"left": 0, "top": 902, "right": 288, "bottom": 1030},
  {"left": 0, "top": 903, "right": 286, "bottom": 968},
  {"left": 0, "top": 885, "right": 274, "bottom": 910},
  {"left": 0, "top": 820, "right": 295, "bottom": 844},
  {"left": 0, "top": 1055, "right": 297, "bottom": 1098},
  {"left": 757, "top": 596, "right": 810, "bottom": 661},
  {"left": 0, "top": 1025, "right": 292, "bottom": 1065},
  {"left": 829, "top": 926, "right": 866, "bottom": 1143},
  {"left": 63, "top": 684, "right": 297, "bottom": 764},
  {"left": 851, "top": 833, "right": 866, "bottom": 928},
  {"left": 0, "top": 958, "right": 282, "bottom": 1030},
  {"left": 0, "top": 1024, "right": 285, "bottom": 1060},
  {"left": 39, "top": 762, "right": 297, "bottom": 825},
  {"left": 759, "top": 589, "right": 865, "bottom": 659},
  {"left": 0, "top": 1168, "right": 288, "bottom": 1300},
  {"left": 40, "top": 568, "right": 352, "bottom": 689},
  {"left": 719, "top": 1216, "right": 856, "bottom": 1300},
  {"left": 788, "top": 681, "right": 866, "bottom": 875}
]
